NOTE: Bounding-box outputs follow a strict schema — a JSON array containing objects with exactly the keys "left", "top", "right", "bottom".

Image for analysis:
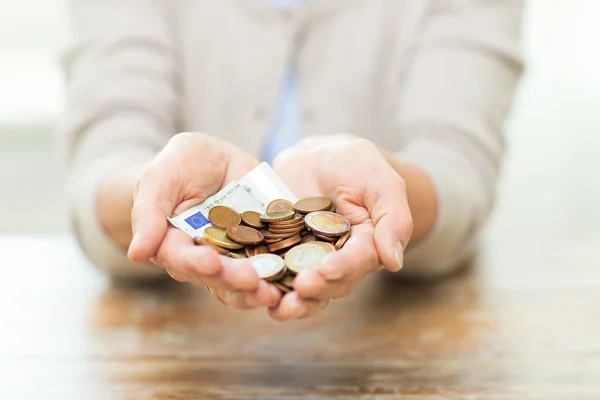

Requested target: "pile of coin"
[{"left": 195, "top": 197, "right": 352, "bottom": 293}]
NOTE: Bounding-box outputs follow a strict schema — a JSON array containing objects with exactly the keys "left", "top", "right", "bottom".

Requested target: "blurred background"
[{"left": 0, "top": 0, "right": 599, "bottom": 240}]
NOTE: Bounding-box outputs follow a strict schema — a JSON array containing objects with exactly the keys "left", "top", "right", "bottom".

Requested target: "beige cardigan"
[{"left": 61, "top": 0, "right": 523, "bottom": 279}]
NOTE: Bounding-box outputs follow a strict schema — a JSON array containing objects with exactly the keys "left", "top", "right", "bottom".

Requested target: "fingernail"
[{"left": 393, "top": 241, "right": 404, "bottom": 271}]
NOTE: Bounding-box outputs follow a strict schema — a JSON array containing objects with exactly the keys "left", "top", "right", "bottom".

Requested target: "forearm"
[
  {"left": 98, "top": 164, "right": 148, "bottom": 250},
  {"left": 380, "top": 151, "right": 438, "bottom": 248}
]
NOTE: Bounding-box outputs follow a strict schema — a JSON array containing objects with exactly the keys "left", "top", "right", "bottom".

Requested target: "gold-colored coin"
[
  {"left": 304, "top": 211, "right": 351, "bottom": 236},
  {"left": 227, "top": 250, "right": 248, "bottom": 259},
  {"left": 284, "top": 242, "right": 333, "bottom": 274},
  {"left": 204, "top": 227, "right": 244, "bottom": 250},
  {"left": 259, "top": 210, "right": 296, "bottom": 223},
  {"left": 194, "top": 237, "right": 230, "bottom": 255},
  {"left": 208, "top": 206, "right": 241, "bottom": 229},
  {"left": 273, "top": 282, "right": 292, "bottom": 294},
  {"left": 280, "top": 275, "right": 295, "bottom": 289}
]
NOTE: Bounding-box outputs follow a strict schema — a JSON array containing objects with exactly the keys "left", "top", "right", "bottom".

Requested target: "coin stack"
[{"left": 195, "top": 197, "right": 352, "bottom": 293}]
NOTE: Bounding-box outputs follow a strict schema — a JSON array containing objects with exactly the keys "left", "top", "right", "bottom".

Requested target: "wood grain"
[{"left": 1, "top": 235, "right": 599, "bottom": 399}]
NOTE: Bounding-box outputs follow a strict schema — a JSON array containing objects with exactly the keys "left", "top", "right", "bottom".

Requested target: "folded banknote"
[{"left": 168, "top": 163, "right": 298, "bottom": 238}]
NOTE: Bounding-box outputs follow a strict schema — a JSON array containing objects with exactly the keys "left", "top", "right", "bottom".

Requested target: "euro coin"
[
  {"left": 284, "top": 243, "right": 333, "bottom": 274},
  {"left": 226, "top": 225, "right": 264, "bottom": 245},
  {"left": 313, "top": 241, "right": 336, "bottom": 253},
  {"left": 259, "top": 210, "right": 295, "bottom": 223},
  {"left": 335, "top": 230, "right": 352, "bottom": 250},
  {"left": 313, "top": 232, "right": 337, "bottom": 242},
  {"left": 273, "top": 282, "right": 292, "bottom": 294},
  {"left": 253, "top": 245, "right": 269, "bottom": 255},
  {"left": 208, "top": 206, "right": 241, "bottom": 229},
  {"left": 241, "top": 211, "right": 266, "bottom": 229},
  {"left": 269, "top": 214, "right": 304, "bottom": 227},
  {"left": 194, "top": 237, "right": 230, "bottom": 255},
  {"left": 248, "top": 254, "right": 285, "bottom": 280},
  {"left": 280, "top": 274, "right": 295, "bottom": 289},
  {"left": 267, "top": 234, "right": 302, "bottom": 252},
  {"left": 304, "top": 211, "right": 351, "bottom": 236},
  {"left": 204, "top": 227, "right": 244, "bottom": 250},
  {"left": 266, "top": 199, "right": 295, "bottom": 213},
  {"left": 301, "top": 233, "right": 316, "bottom": 243},
  {"left": 262, "top": 230, "right": 298, "bottom": 241},
  {"left": 294, "top": 197, "right": 332, "bottom": 214},
  {"left": 227, "top": 250, "right": 247, "bottom": 259}
]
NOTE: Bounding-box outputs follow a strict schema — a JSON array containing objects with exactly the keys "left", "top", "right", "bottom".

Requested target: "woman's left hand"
[{"left": 269, "top": 135, "right": 413, "bottom": 321}]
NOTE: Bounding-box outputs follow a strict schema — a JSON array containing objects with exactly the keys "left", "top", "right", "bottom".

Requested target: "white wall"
[{"left": 0, "top": 0, "right": 68, "bottom": 127}]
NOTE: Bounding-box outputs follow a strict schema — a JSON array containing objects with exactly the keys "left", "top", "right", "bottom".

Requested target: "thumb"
[
  {"left": 128, "top": 169, "right": 178, "bottom": 263},
  {"left": 368, "top": 173, "right": 413, "bottom": 272}
]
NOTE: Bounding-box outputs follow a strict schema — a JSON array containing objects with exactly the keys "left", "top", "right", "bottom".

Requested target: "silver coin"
[
  {"left": 284, "top": 243, "right": 333, "bottom": 274},
  {"left": 248, "top": 254, "right": 285, "bottom": 280}
]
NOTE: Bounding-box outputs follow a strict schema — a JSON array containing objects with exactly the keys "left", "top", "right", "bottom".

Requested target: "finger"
[
  {"left": 268, "top": 292, "right": 328, "bottom": 321},
  {"left": 128, "top": 166, "right": 178, "bottom": 263},
  {"left": 153, "top": 228, "right": 222, "bottom": 278},
  {"left": 213, "top": 280, "right": 282, "bottom": 310},
  {"left": 317, "top": 224, "right": 379, "bottom": 281},
  {"left": 367, "top": 171, "right": 413, "bottom": 272}
]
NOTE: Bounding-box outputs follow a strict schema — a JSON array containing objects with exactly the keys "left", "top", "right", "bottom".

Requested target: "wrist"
[
  {"left": 380, "top": 151, "right": 438, "bottom": 246},
  {"left": 98, "top": 163, "right": 149, "bottom": 249}
]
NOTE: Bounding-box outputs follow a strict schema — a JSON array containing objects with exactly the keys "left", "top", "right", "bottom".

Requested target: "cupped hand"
[
  {"left": 270, "top": 135, "right": 413, "bottom": 320},
  {"left": 127, "top": 132, "right": 281, "bottom": 309}
]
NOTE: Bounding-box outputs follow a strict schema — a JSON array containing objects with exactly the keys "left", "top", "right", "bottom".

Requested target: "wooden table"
[{"left": 1, "top": 235, "right": 599, "bottom": 399}]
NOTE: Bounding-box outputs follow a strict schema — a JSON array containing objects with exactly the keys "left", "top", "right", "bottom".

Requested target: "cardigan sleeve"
[
  {"left": 397, "top": 0, "right": 524, "bottom": 276},
  {"left": 60, "top": 0, "right": 181, "bottom": 279}
]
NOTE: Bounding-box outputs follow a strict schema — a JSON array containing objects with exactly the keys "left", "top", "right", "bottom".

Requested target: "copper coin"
[
  {"left": 245, "top": 246, "right": 255, "bottom": 258},
  {"left": 266, "top": 199, "right": 295, "bottom": 213},
  {"left": 335, "top": 231, "right": 352, "bottom": 250},
  {"left": 268, "top": 226, "right": 304, "bottom": 235},
  {"left": 304, "top": 211, "right": 351, "bottom": 236},
  {"left": 226, "top": 225, "right": 264, "bottom": 245},
  {"left": 313, "top": 232, "right": 337, "bottom": 242},
  {"left": 294, "top": 197, "right": 332, "bottom": 214},
  {"left": 301, "top": 233, "right": 316, "bottom": 244},
  {"left": 204, "top": 227, "right": 244, "bottom": 250},
  {"left": 262, "top": 230, "right": 298, "bottom": 240},
  {"left": 269, "top": 221, "right": 305, "bottom": 230},
  {"left": 267, "top": 234, "right": 302, "bottom": 252},
  {"left": 241, "top": 211, "right": 266, "bottom": 229},
  {"left": 264, "top": 238, "right": 284, "bottom": 244},
  {"left": 208, "top": 206, "right": 241, "bottom": 229},
  {"left": 254, "top": 245, "right": 269, "bottom": 255},
  {"left": 269, "top": 214, "right": 304, "bottom": 227},
  {"left": 194, "top": 237, "right": 229, "bottom": 255},
  {"left": 260, "top": 210, "right": 296, "bottom": 223}
]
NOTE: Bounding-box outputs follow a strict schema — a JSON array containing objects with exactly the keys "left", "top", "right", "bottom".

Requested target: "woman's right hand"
[{"left": 127, "top": 132, "right": 281, "bottom": 309}]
